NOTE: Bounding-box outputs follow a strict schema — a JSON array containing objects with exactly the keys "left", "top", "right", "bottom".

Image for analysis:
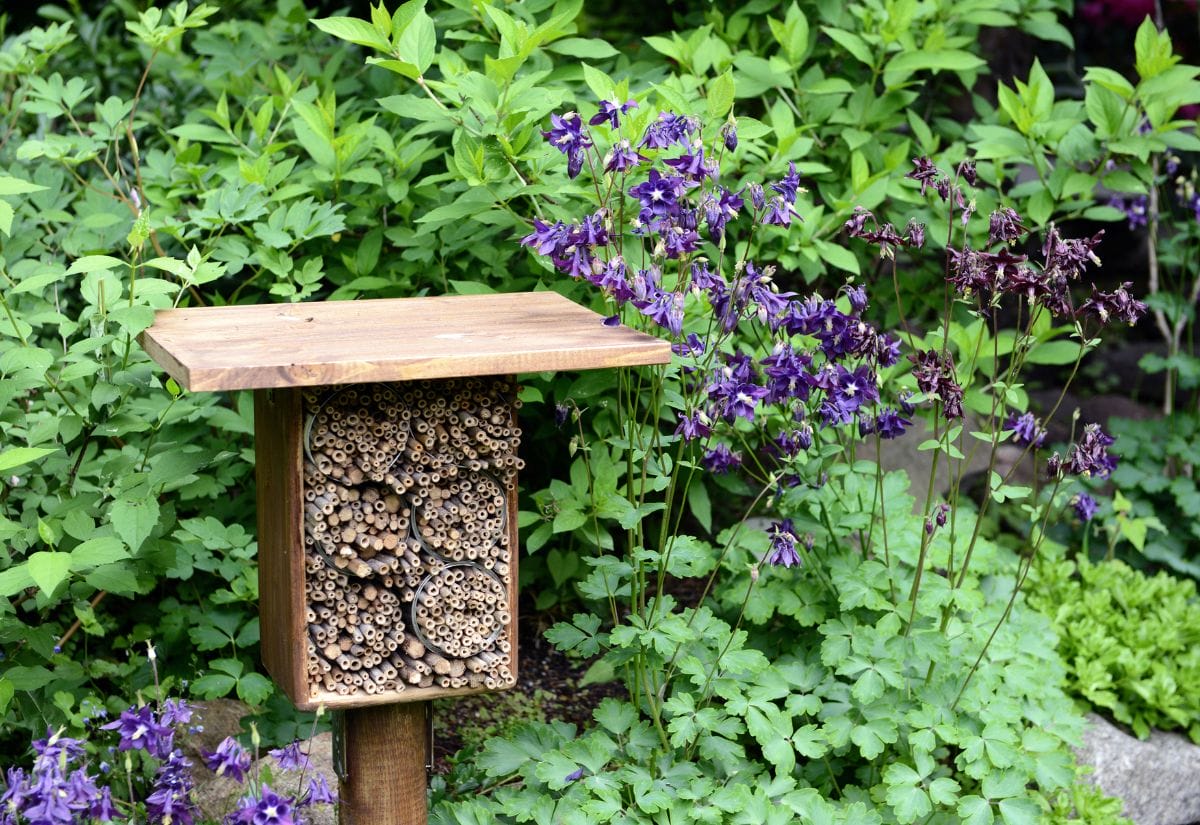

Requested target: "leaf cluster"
[{"left": 1027, "top": 555, "right": 1200, "bottom": 743}]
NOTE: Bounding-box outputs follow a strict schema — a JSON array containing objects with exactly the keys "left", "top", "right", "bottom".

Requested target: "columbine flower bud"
[
  {"left": 748, "top": 182, "right": 765, "bottom": 210},
  {"left": 721, "top": 119, "right": 737, "bottom": 151}
]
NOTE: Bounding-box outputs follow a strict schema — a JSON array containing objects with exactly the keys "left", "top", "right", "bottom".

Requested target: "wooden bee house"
[{"left": 141, "top": 293, "right": 669, "bottom": 824}]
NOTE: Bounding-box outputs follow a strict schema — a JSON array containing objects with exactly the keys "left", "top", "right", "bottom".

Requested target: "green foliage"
[
  {"left": 433, "top": 473, "right": 1088, "bottom": 824},
  {"left": 1027, "top": 556, "right": 1200, "bottom": 743},
  {"left": 1098, "top": 414, "right": 1200, "bottom": 578},
  {"left": 1046, "top": 771, "right": 1133, "bottom": 825}
]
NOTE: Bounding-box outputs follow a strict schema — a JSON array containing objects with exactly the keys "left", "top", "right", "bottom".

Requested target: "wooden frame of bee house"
[{"left": 140, "top": 293, "right": 670, "bottom": 711}]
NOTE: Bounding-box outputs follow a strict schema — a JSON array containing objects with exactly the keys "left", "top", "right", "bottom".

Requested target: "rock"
[
  {"left": 860, "top": 413, "right": 993, "bottom": 509},
  {"left": 1076, "top": 712, "right": 1200, "bottom": 825},
  {"left": 191, "top": 729, "right": 339, "bottom": 824},
  {"left": 182, "top": 699, "right": 252, "bottom": 763}
]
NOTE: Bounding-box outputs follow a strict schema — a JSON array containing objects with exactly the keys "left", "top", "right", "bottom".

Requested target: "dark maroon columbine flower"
[
  {"left": 1077, "top": 282, "right": 1147, "bottom": 326},
  {"left": 904, "top": 218, "right": 926, "bottom": 249},
  {"left": 910, "top": 349, "right": 964, "bottom": 420},
  {"left": 988, "top": 207, "right": 1025, "bottom": 245},
  {"left": 906, "top": 156, "right": 941, "bottom": 196},
  {"left": 957, "top": 159, "right": 978, "bottom": 186},
  {"left": 1065, "top": 423, "right": 1118, "bottom": 478}
]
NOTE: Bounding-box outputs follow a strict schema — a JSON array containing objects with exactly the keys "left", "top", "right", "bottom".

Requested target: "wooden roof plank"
[{"left": 140, "top": 293, "right": 671, "bottom": 391}]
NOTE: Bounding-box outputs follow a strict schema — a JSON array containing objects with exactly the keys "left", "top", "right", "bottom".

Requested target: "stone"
[
  {"left": 190, "top": 725, "right": 338, "bottom": 825},
  {"left": 860, "top": 412, "right": 993, "bottom": 509},
  {"left": 1076, "top": 712, "right": 1200, "bottom": 825}
]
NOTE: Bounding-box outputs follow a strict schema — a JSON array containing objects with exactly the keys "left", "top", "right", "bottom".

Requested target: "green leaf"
[
  {"left": 0, "top": 447, "right": 57, "bottom": 473},
  {"left": 236, "top": 672, "right": 274, "bottom": 706},
  {"left": 109, "top": 497, "right": 160, "bottom": 552},
  {"left": 66, "top": 255, "right": 124, "bottom": 275},
  {"left": 959, "top": 796, "right": 994, "bottom": 825},
  {"left": 191, "top": 673, "right": 237, "bottom": 698},
  {"left": 707, "top": 70, "right": 735, "bottom": 118},
  {"left": 311, "top": 15, "right": 391, "bottom": 51},
  {"left": 70, "top": 537, "right": 130, "bottom": 570},
  {"left": 398, "top": 9, "right": 436, "bottom": 75},
  {"left": 0, "top": 176, "right": 47, "bottom": 197},
  {"left": 883, "top": 50, "right": 985, "bottom": 87},
  {"left": 0, "top": 678, "right": 13, "bottom": 715},
  {"left": 546, "top": 38, "right": 619, "bottom": 59},
  {"left": 27, "top": 551, "right": 72, "bottom": 596}
]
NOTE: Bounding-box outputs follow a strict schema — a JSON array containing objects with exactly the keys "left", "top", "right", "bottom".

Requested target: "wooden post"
[{"left": 337, "top": 702, "right": 428, "bottom": 825}]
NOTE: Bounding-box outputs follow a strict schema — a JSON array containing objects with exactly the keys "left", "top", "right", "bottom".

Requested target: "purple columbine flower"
[
  {"left": 671, "top": 333, "right": 705, "bottom": 357},
  {"left": 766, "top": 520, "right": 803, "bottom": 568},
  {"left": 1004, "top": 412, "right": 1047, "bottom": 448},
  {"left": 675, "top": 409, "right": 712, "bottom": 441},
  {"left": 844, "top": 284, "right": 868, "bottom": 313},
  {"left": 639, "top": 290, "right": 685, "bottom": 336},
  {"left": 147, "top": 749, "right": 198, "bottom": 825},
  {"left": 665, "top": 147, "right": 716, "bottom": 182},
  {"left": 231, "top": 784, "right": 295, "bottom": 825},
  {"left": 604, "top": 139, "right": 646, "bottom": 173},
  {"left": 541, "top": 112, "right": 591, "bottom": 178},
  {"left": 520, "top": 219, "right": 570, "bottom": 257},
  {"left": 629, "top": 169, "right": 684, "bottom": 217},
  {"left": 589, "top": 98, "right": 637, "bottom": 128},
  {"left": 747, "top": 182, "right": 765, "bottom": 210},
  {"left": 202, "top": 736, "right": 252, "bottom": 783},
  {"left": 269, "top": 741, "right": 311, "bottom": 772},
  {"left": 874, "top": 407, "right": 912, "bottom": 439},
  {"left": 102, "top": 705, "right": 173, "bottom": 758},
  {"left": 702, "top": 444, "right": 742, "bottom": 474},
  {"left": 639, "top": 111, "right": 697, "bottom": 149},
  {"left": 301, "top": 775, "right": 338, "bottom": 807},
  {"left": 1073, "top": 493, "right": 1098, "bottom": 522},
  {"left": 1108, "top": 194, "right": 1149, "bottom": 229},
  {"left": 761, "top": 196, "right": 795, "bottom": 226},
  {"left": 564, "top": 767, "right": 585, "bottom": 783},
  {"left": 769, "top": 161, "right": 802, "bottom": 204}
]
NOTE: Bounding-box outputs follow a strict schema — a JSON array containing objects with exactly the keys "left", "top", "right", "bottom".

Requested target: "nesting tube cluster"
[{"left": 300, "top": 377, "right": 522, "bottom": 699}]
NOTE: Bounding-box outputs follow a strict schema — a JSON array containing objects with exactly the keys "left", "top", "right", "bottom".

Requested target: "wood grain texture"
[
  {"left": 255, "top": 388, "right": 308, "bottom": 705},
  {"left": 140, "top": 293, "right": 670, "bottom": 391},
  {"left": 339, "top": 702, "right": 428, "bottom": 825}
]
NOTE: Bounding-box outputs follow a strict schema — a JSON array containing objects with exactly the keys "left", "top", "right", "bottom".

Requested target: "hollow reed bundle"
[{"left": 299, "top": 377, "right": 521, "bottom": 699}]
